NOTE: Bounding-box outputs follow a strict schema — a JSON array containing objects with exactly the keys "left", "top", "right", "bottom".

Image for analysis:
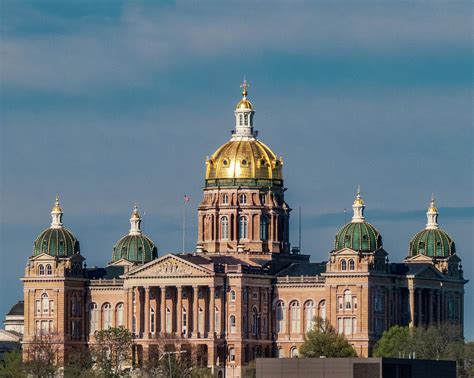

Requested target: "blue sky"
[{"left": 1, "top": 1, "right": 473, "bottom": 338}]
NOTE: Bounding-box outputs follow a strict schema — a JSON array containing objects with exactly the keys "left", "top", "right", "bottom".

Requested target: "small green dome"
[
  {"left": 409, "top": 228, "right": 455, "bottom": 258},
  {"left": 112, "top": 234, "right": 157, "bottom": 264},
  {"left": 334, "top": 222, "right": 382, "bottom": 252},
  {"left": 34, "top": 227, "right": 80, "bottom": 257}
]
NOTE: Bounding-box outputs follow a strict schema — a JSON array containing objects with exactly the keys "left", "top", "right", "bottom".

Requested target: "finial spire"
[
  {"left": 426, "top": 194, "right": 439, "bottom": 229},
  {"left": 129, "top": 205, "right": 142, "bottom": 235},
  {"left": 50, "top": 194, "right": 63, "bottom": 228},
  {"left": 240, "top": 78, "right": 248, "bottom": 98},
  {"left": 352, "top": 186, "right": 365, "bottom": 223}
]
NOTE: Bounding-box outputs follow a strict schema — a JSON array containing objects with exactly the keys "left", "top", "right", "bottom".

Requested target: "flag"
[{"left": 184, "top": 195, "right": 190, "bottom": 204}]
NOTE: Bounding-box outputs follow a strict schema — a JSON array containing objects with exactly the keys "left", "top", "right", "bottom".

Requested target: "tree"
[
  {"left": 93, "top": 326, "right": 134, "bottom": 377},
  {"left": 0, "top": 350, "right": 26, "bottom": 378},
  {"left": 299, "top": 318, "right": 357, "bottom": 358},
  {"left": 24, "top": 334, "right": 62, "bottom": 377},
  {"left": 373, "top": 326, "right": 411, "bottom": 358}
]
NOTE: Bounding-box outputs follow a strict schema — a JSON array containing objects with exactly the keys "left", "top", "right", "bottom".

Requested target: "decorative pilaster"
[
  {"left": 160, "top": 287, "right": 166, "bottom": 334},
  {"left": 144, "top": 287, "right": 150, "bottom": 339},
  {"left": 193, "top": 286, "right": 199, "bottom": 338},
  {"left": 177, "top": 286, "right": 183, "bottom": 336},
  {"left": 209, "top": 286, "right": 215, "bottom": 337}
]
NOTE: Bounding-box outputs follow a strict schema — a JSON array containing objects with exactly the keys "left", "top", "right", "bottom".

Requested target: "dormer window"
[
  {"left": 38, "top": 264, "right": 45, "bottom": 275},
  {"left": 222, "top": 194, "right": 229, "bottom": 204},
  {"left": 46, "top": 264, "right": 52, "bottom": 276},
  {"left": 340, "top": 259, "right": 347, "bottom": 271}
]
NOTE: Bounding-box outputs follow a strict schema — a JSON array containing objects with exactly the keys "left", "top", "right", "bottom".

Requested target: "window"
[
  {"left": 239, "top": 114, "right": 243, "bottom": 126},
  {"left": 277, "top": 348, "right": 284, "bottom": 358},
  {"left": 239, "top": 216, "right": 248, "bottom": 239},
  {"left": 102, "top": 303, "right": 112, "bottom": 329},
  {"left": 260, "top": 194, "right": 266, "bottom": 205},
  {"left": 132, "top": 316, "right": 136, "bottom": 335},
  {"left": 337, "top": 318, "right": 343, "bottom": 334},
  {"left": 338, "top": 296, "right": 343, "bottom": 311},
  {"left": 38, "top": 265, "right": 45, "bottom": 275},
  {"left": 46, "top": 264, "right": 52, "bottom": 275},
  {"left": 222, "top": 194, "right": 229, "bottom": 204},
  {"left": 252, "top": 307, "right": 258, "bottom": 335},
  {"left": 89, "top": 303, "right": 98, "bottom": 334},
  {"left": 116, "top": 303, "right": 124, "bottom": 327},
  {"left": 221, "top": 216, "right": 229, "bottom": 240},
  {"left": 344, "top": 290, "right": 352, "bottom": 310},
  {"left": 229, "top": 347, "right": 236, "bottom": 362},
  {"left": 349, "top": 259, "right": 355, "bottom": 271},
  {"left": 42, "top": 293, "right": 49, "bottom": 313},
  {"left": 230, "top": 315, "right": 236, "bottom": 333},
  {"left": 150, "top": 308, "right": 155, "bottom": 334},
  {"left": 344, "top": 317, "right": 352, "bottom": 334},
  {"left": 340, "top": 259, "right": 347, "bottom": 271},
  {"left": 244, "top": 113, "right": 249, "bottom": 125},
  {"left": 305, "top": 300, "right": 316, "bottom": 332},
  {"left": 50, "top": 300, "right": 55, "bottom": 314},
  {"left": 290, "top": 347, "right": 299, "bottom": 358},
  {"left": 260, "top": 216, "right": 268, "bottom": 241},
  {"left": 36, "top": 300, "right": 41, "bottom": 314},
  {"left": 36, "top": 321, "right": 41, "bottom": 335},
  {"left": 214, "top": 307, "right": 219, "bottom": 333},
  {"left": 290, "top": 301, "right": 300, "bottom": 333},
  {"left": 253, "top": 291, "right": 258, "bottom": 300},
  {"left": 182, "top": 308, "right": 187, "bottom": 334},
  {"left": 239, "top": 194, "right": 247, "bottom": 204},
  {"left": 353, "top": 297, "right": 358, "bottom": 310},
  {"left": 230, "top": 290, "right": 236, "bottom": 301},
  {"left": 276, "top": 301, "right": 286, "bottom": 333},
  {"left": 71, "top": 320, "right": 80, "bottom": 339},
  {"left": 166, "top": 307, "right": 171, "bottom": 333},
  {"left": 198, "top": 307, "right": 204, "bottom": 333},
  {"left": 318, "top": 300, "right": 326, "bottom": 322}
]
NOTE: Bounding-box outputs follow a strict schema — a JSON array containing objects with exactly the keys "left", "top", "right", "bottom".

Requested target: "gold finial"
[
  {"left": 354, "top": 185, "right": 364, "bottom": 205},
  {"left": 240, "top": 78, "right": 248, "bottom": 98},
  {"left": 52, "top": 194, "right": 62, "bottom": 212},
  {"left": 428, "top": 193, "right": 438, "bottom": 212},
  {"left": 131, "top": 204, "right": 140, "bottom": 220}
]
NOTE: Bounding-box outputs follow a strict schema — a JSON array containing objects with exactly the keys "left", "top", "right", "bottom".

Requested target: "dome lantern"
[
  {"left": 129, "top": 205, "right": 142, "bottom": 235},
  {"left": 352, "top": 186, "right": 365, "bottom": 223},
  {"left": 51, "top": 194, "right": 63, "bottom": 229},
  {"left": 426, "top": 194, "right": 439, "bottom": 230},
  {"left": 232, "top": 79, "right": 256, "bottom": 141}
]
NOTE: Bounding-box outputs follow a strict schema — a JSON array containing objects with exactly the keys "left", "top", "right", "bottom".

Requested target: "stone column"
[
  {"left": 177, "top": 286, "right": 183, "bottom": 336},
  {"left": 160, "top": 287, "right": 166, "bottom": 334},
  {"left": 409, "top": 286, "right": 415, "bottom": 328},
  {"left": 193, "top": 286, "right": 199, "bottom": 338},
  {"left": 144, "top": 287, "right": 150, "bottom": 339},
  {"left": 428, "top": 289, "right": 434, "bottom": 325},
  {"left": 417, "top": 289, "right": 423, "bottom": 326},
  {"left": 135, "top": 287, "right": 142, "bottom": 337},
  {"left": 210, "top": 286, "right": 215, "bottom": 337},
  {"left": 436, "top": 290, "right": 441, "bottom": 326},
  {"left": 127, "top": 288, "right": 133, "bottom": 331}
]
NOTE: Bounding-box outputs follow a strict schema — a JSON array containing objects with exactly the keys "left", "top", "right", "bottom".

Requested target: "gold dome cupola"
[{"left": 205, "top": 81, "right": 283, "bottom": 187}]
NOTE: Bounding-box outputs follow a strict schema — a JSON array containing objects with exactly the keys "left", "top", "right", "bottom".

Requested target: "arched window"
[
  {"left": 46, "top": 264, "right": 52, "bottom": 275},
  {"left": 38, "top": 264, "right": 45, "bottom": 276},
  {"left": 166, "top": 307, "right": 171, "bottom": 333},
  {"left": 340, "top": 259, "right": 347, "bottom": 271},
  {"left": 239, "top": 114, "right": 243, "bottom": 126},
  {"left": 290, "top": 301, "right": 300, "bottom": 333},
  {"left": 150, "top": 308, "right": 155, "bottom": 334},
  {"left": 290, "top": 347, "right": 299, "bottom": 358},
  {"left": 221, "top": 216, "right": 229, "bottom": 240},
  {"left": 229, "top": 347, "right": 236, "bottom": 362},
  {"left": 230, "top": 290, "right": 236, "bottom": 302},
  {"left": 102, "top": 303, "right": 112, "bottom": 329},
  {"left": 222, "top": 194, "right": 229, "bottom": 204},
  {"left": 349, "top": 259, "right": 355, "bottom": 271},
  {"left": 89, "top": 303, "right": 98, "bottom": 334},
  {"left": 276, "top": 301, "right": 285, "bottom": 333},
  {"left": 244, "top": 113, "right": 249, "bottom": 125},
  {"left": 304, "top": 300, "right": 316, "bottom": 332},
  {"left": 230, "top": 315, "right": 236, "bottom": 333},
  {"left": 260, "top": 216, "right": 268, "bottom": 241},
  {"left": 239, "top": 194, "right": 247, "bottom": 204},
  {"left": 344, "top": 290, "right": 352, "bottom": 310},
  {"left": 252, "top": 307, "right": 258, "bottom": 335},
  {"left": 116, "top": 303, "right": 124, "bottom": 327},
  {"left": 277, "top": 348, "right": 284, "bottom": 358},
  {"left": 239, "top": 216, "right": 248, "bottom": 239},
  {"left": 42, "top": 293, "right": 49, "bottom": 313},
  {"left": 318, "top": 300, "right": 326, "bottom": 322},
  {"left": 260, "top": 194, "right": 266, "bottom": 205},
  {"left": 132, "top": 315, "right": 136, "bottom": 335}
]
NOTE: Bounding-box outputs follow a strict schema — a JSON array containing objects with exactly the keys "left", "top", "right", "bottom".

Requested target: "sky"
[{"left": 1, "top": 1, "right": 472, "bottom": 338}]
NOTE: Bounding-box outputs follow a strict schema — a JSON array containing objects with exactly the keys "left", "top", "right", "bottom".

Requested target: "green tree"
[
  {"left": 93, "top": 326, "right": 134, "bottom": 377},
  {"left": 0, "top": 350, "right": 26, "bottom": 378},
  {"left": 299, "top": 318, "right": 357, "bottom": 358},
  {"left": 373, "top": 326, "right": 411, "bottom": 358}
]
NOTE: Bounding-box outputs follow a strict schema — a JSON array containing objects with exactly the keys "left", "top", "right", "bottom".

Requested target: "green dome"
[
  {"left": 334, "top": 222, "right": 382, "bottom": 252},
  {"left": 409, "top": 228, "right": 455, "bottom": 258},
  {"left": 112, "top": 234, "right": 157, "bottom": 264},
  {"left": 34, "top": 227, "right": 80, "bottom": 257}
]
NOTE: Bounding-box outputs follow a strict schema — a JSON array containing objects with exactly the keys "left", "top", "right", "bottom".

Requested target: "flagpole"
[
  {"left": 182, "top": 199, "right": 186, "bottom": 253},
  {"left": 298, "top": 206, "right": 302, "bottom": 252}
]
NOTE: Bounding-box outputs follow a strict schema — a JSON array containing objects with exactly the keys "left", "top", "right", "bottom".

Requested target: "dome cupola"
[
  {"left": 205, "top": 80, "right": 283, "bottom": 187},
  {"left": 33, "top": 195, "right": 80, "bottom": 257},
  {"left": 112, "top": 206, "right": 157, "bottom": 264},
  {"left": 334, "top": 188, "right": 382, "bottom": 253},
  {"left": 408, "top": 195, "right": 455, "bottom": 258}
]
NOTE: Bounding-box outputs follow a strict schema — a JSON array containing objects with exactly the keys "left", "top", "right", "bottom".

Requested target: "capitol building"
[{"left": 20, "top": 83, "right": 467, "bottom": 377}]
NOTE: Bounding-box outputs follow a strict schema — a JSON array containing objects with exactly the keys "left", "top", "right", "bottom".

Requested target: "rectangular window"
[
  {"left": 353, "top": 297, "right": 357, "bottom": 310},
  {"left": 41, "top": 320, "right": 49, "bottom": 334},
  {"left": 36, "top": 321, "right": 41, "bottom": 335},
  {"left": 50, "top": 301, "right": 55, "bottom": 314},
  {"left": 338, "top": 297, "right": 343, "bottom": 311},
  {"left": 344, "top": 318, "right": 352, "bottom": 335},
  {"left": 352, "top": 318, "right": 357, "bottom": 334},
  {"left": 36, "top": 300, "right": 41, "bottom": 314},
  {"left": 337, "top": 318, "right": 343, "bottom": 334}
]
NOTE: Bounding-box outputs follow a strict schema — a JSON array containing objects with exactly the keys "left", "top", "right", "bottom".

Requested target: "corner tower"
[{"left": 197, "top": 81, "right": 290, "bottom": 256}]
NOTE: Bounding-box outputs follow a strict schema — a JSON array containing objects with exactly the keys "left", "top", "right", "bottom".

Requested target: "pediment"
[
  {"left": 108, "top": 258, "right": 135, "bottom": 267},
  {"left": 405, "top": 254, "right": 433, "bottom": 263},
  {"left": 416, "top": 267, "right": 445, "bottom": 279},
  {"left": 331, "top": 248, "right": 359, "bottom": 256},
  {"left": 30, "top": 253, "right": 56, "bottom": 261},
  {"left": 124, "top": 254, "right": 214, "bottom": 278}
]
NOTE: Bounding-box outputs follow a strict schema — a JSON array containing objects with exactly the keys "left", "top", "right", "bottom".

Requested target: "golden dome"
[{"left": 205, "top": 139, "right": 283, "bottom": 187}]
